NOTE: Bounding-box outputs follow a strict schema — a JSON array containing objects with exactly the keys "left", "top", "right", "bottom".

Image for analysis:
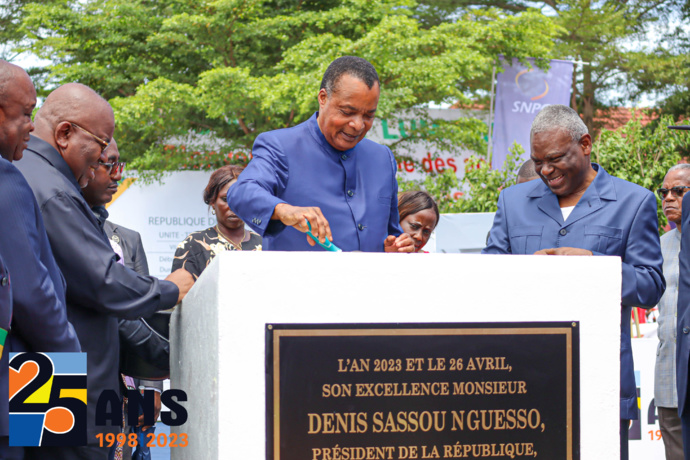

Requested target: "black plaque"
[{"left": 267, "top": 322, "right": 579, "bottom": 460}]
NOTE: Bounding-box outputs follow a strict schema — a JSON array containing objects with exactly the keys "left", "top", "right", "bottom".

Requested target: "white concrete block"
[{"left": 171, "top": 252, "right": 622, "bottom": 459}]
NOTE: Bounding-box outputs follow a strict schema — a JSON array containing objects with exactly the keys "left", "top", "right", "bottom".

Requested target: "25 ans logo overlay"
[
  {"left": 9, "top": 352, "right": 87, "bottom": 446},
  {"left": 9, "top": 352, "right": 189, "bottom": 448}
]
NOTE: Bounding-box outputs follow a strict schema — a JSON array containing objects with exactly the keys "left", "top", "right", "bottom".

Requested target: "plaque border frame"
[{"left": 266, "top": 322, "right": 579, "bottom": 460}]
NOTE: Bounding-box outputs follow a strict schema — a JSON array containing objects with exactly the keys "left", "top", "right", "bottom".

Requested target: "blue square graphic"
[{"left": 9, "top": 414, "right": 44, "bottom": 446}]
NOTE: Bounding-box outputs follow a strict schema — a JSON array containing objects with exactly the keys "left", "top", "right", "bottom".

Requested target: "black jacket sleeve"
[{"left": 41, "top": 192, "right": 178, "bottom": 320}]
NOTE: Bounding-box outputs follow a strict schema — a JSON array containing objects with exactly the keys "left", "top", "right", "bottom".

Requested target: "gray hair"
[
  {"left": 530, "top": 104, "right": 588, "bottom": 142},
  {"left": 667, "top": 163, "right": 690, "bottom": 177}
]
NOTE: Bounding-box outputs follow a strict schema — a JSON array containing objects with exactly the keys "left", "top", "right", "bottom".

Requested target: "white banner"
[
  {"left": 106, "top": 171, "right": 214, "bottom": 278},
  {"left": 630, "top": 337, "right": 666, "bottom": 458},
  {"left": 369, "top": 108, "right": 489, "bottom": 199}
]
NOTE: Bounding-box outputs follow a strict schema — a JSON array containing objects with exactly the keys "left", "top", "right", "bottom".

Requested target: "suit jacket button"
[
  {"left": 684, "top": 327, "right": 690, "bottom": 334},
  {"left": 559, "top": 228, "right": 567, "bottom": 236},
  {"left": 341, "top": 154, "right": 348, "bottom": 160},
  {"left": 358, "top": 224, "right": 364, "bottom": 231},
  {"left": 0, "top": 277, "right": 7, "bottom": 287},
  {"left": 257, "top": 219, "right": 262, "bottom": 225},
  {"left": 347, "top": 190, "right": 354, "bottom": 197}
]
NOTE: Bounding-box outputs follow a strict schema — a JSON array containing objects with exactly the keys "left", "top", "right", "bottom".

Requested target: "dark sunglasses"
[
  {"left": 656, "top": 186, "right": 690, "bottom": 200},
  {"left": 98, "top": 161, "right": 126, "bottom": 175}
]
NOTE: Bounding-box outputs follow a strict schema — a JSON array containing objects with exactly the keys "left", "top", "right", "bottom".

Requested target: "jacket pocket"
[
  {"left": 377, "top": 195, "right": 392, "bottom": 206},
  {"left": 584, "top": 225, "right": 623, "bottom": 254},
  {"left": 509, "top": 225, "right": 544, "bottom": 254}
]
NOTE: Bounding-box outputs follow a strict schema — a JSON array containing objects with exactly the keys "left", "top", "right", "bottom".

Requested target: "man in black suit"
[
  {"left": 82, "top": 139, "right": 165, "bottom": 460},
  {"left": 15, "top": 83, "right": 193, "bottom": 460},
  {"left": 0, "top": 60, "right": 81, "bottom": 459},
  {"left": 673, "top": 125, "right": 690, "bottom": 459}
]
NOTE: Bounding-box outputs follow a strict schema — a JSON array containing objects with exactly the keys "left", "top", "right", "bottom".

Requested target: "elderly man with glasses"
[
  {"left": 654, "top": 164, "right": 690, "bottom": 460},
  {"left": 15, "top": 83, "right": 194, "bottom": 460},
  {"left": 483, "top": 104, "right": 665, "bottom": 460}
]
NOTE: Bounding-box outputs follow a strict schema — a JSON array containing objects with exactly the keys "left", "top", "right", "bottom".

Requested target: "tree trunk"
[
  {"left": 581, "top": 65, "right": 595, "bottom": 135},
  {"left": 570, "top": 62, "right": 578, "bottom": 110}
]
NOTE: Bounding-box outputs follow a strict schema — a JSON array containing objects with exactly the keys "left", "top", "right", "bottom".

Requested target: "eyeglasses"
[
  {"left": 656, "top": 186, "right": 690, "bottom": 199},
  {"left": 98, "top": 161, "right": 126, "bottom": 175},
  {"left": 70, "top": 122, "right": 110, "bottom": 153}
]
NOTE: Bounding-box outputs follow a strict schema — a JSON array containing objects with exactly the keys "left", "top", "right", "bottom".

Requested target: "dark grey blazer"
[
  {"left": 104, "top": 222, "right": 164, "bottom": 392},
  {"left": 15, "top": 135, "right": 178, "bottom": 449},
  {"left": 104, "top": 221, "right": 149, "bottom": 277},
  {"left": 677, "top": 197, "right": 690, "bottom": 416}
]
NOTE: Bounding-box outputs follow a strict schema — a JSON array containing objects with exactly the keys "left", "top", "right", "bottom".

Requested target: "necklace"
[{"left": 215, "top": 225, "right": 247, "bottom": 251}]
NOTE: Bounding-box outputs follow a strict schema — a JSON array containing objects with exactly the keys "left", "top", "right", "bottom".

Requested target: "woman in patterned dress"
[{"left": 172, "top": 165, "right": 262, "bottom": 280}]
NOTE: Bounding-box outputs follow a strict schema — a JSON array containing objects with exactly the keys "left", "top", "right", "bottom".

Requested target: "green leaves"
[
  {"left": 17, "top": 0, "right": 559, "bottom": 173},
  {"left": 592, "top": 115, "right": 689, "bottom": 231}
]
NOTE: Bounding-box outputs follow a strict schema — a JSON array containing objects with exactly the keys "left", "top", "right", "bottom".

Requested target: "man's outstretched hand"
[{"left": 272, "top": 203, "right": 333, "bottom": 246}]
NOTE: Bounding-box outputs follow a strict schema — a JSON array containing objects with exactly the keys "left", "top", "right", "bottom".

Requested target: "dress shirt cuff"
[{"left": 140, "top": 379, "right": 164, "bottom": 391}]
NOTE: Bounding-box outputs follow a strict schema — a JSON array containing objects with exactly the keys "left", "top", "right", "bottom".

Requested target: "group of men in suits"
[
  {"left": 0, "top": 60, "right": 194, "bottom": 459},
  {"left": 1, "top": 53, "right": 689, "bottom": 460},
  {"left": 0, "top": 60, "right": 82, "bottom": 458}
]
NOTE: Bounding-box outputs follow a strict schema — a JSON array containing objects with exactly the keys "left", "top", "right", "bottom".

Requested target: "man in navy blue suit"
[
  {"left": 484, "top": 104, "right": 665, "bottom": 459},
  {"left": 671, "top": 126, "right": 690, "bottom": 459},
  {"left": 0, "top": 60, "right": 81, "bottom": 459}
]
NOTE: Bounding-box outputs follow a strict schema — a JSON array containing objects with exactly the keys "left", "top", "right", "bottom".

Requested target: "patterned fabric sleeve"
[
  {"left": 172, "top": 227, "right": 263, "bottom": 280},
  {"left": 171, "top": 232, "right": 207, "bottom": 281}
]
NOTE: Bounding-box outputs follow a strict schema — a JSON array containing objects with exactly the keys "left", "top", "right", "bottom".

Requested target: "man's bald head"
[
  {"left": 0, "top": 60, "right": 36, "bottom": 161},
  {"left": 34, "top": 83, "right": 115, "bottom": 188},
  {"left": 0, "top": 60, "right": 23, "bottom": 105},
  {"left": 35, "top": 83, "right": 113, "bottom": 137}
]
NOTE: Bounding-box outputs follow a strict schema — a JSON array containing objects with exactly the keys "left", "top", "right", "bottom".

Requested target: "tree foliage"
[
  {"left": 0, "top": 0, "right": 32, "bottom": 61},
  {"left": 19, "top": 0, "right": 560, "bottom": 171},
  {"left": 625, "top": 25, "right": 690, "bottom": 120},
  {"left": 415, "top": 0, "right": 688, "bottom": 135},
  {"left": 592, "top": 115, "right": 690, "bottom": 229}
]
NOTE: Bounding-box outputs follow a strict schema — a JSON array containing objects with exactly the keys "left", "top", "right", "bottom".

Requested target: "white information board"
[
  {"left": 107, "top": 172, "right": 214, "bottom": 277},
  {"left": 630, "top": 338, "right": 666, "bottom": 459}
]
